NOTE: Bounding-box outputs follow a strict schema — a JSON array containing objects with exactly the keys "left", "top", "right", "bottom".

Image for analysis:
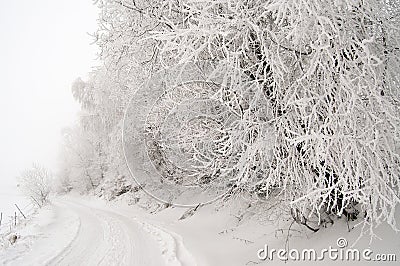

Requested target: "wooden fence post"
[
  {"left": 31, "top": 196, "right": 41, "bottom": 208},
  {"left": 15, "top": 204, "right": 26, "bottom": 219}
]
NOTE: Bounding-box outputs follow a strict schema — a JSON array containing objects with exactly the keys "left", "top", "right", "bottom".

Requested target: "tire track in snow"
[
  {"left": 44, "top": 198, "right": 191, "bottom": 266},
  {"left": 45, "top": 201, "right": 107, "bottom": 266}
]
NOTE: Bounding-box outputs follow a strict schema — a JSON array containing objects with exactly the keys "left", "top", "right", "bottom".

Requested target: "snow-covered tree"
[
  {"left": 58, "top": 67, "right": 134, "bottom": 194},
  {"left": 58, "top": 0, "right": 399, "bottom": 233},
  {"left": 143, "top": 0, "right": 399, "bottom": 228},
  {"left": 17, "top": 164, "right": 52, "bottom": 204},
  {"left": 58, "top": 126, "right": 101, "bottom": 191}
]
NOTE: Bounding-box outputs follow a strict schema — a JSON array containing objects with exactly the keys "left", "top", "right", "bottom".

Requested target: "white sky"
[{"left": 0, "top": 0, "right": 99, "bottom": 192}]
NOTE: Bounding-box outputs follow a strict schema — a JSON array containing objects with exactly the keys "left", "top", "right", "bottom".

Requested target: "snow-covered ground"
[
  {"left": 0, "top": 195, "right": 196, "bottom": 266},
  {"left": 0, "top": 190, "right": 31, "bottom": 237},
  {"left": 0, "top": 195, "right": 399, "bottom": 266}
]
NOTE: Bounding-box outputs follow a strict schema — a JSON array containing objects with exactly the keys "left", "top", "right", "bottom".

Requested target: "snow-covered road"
[
  {"left": 47, "top": 199, "right": 167, "bottom": 266},
  {"left": 1, "top": 197, "right": 195, "bottom": 266}
]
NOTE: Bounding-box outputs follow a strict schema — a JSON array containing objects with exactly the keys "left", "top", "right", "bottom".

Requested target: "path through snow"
[{"left": 0, "top": 197, "right": 196, "bottom": 266}]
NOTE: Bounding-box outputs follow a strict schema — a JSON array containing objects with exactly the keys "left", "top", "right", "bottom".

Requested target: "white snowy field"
[
  {"left": 0, "top": 190, "right": 26, "bottom": 212},
  {"left": 0, "top": 194, "right": 399, "bottom": 266}
]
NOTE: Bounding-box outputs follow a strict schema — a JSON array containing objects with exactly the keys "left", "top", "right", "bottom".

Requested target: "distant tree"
[
  {"left": 58, "top": 68, "right": 130, "bottom": 193},
  {"left": 17, "top": 164, "right": 51, "bottom": 204},
  {"left": 58, "top": 126, "right": 103, "bottom": 192}
]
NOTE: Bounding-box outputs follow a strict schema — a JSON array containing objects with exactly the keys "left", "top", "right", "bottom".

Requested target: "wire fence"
[{"left": 0, "top": 196, "right": 41, "bottom": 236}]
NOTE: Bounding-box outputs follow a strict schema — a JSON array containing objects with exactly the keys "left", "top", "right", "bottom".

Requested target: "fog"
[{"left": 0, "top": 0, "right": 99, "bottom": 193}]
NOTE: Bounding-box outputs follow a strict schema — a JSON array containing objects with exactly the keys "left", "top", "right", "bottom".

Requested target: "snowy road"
[
  {"left": 46, "top": 199, "right": 166, "bottom": 266},
  {"left": 1, "top": 197, "right": 195, "bottom": 266}
]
